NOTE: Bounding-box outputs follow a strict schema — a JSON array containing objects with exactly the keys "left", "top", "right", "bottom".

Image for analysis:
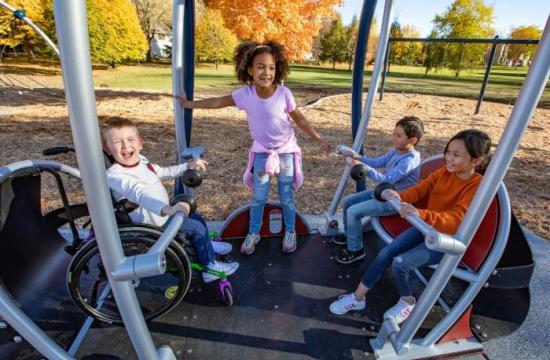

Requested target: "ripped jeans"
[{"left": 249, "top": 153, "right": 295, "bottom": 234}]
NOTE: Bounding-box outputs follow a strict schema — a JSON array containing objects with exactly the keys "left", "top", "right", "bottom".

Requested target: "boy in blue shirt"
[{"left": 334, "top": 116, "right": 424, "bottom": 265}]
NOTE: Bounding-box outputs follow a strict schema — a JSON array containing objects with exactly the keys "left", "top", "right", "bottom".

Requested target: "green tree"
[
  {"left": 432, "top": 0, "right": 495, "bottom": 77},
  {"left": 195, "top": 9, "right": 237, "bottom": 69},
  {"left": 423, "top": 30, "right": 447, "bottom": 75},
  {"left": 508, "top": 25, "right": 542, "bottom": 67},
  {"left": 0, "top": 0, "right": 48, "bottom": 58},
  {"left": 310, "top": 19, "right": 332, "bottom": 65},
  {"left": 319, "top": 16, "right": 347, "bottom": 69},
  {"left": 344, "top": 16, "right": 358, "bottom": 70},
  {"left": 388, "top": 20, "right": 406, "bottom": 67},
  {"left": 402, "top": 25, "right": 423, "bottom": 65}
]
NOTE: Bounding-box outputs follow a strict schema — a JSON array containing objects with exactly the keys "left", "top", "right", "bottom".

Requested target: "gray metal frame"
[
  {"left": 0, "top": 0, "right": 188, "bottom": 358},
  {"left": 0, "top": 0, "right": 547, "bottom": 359},
  {"left": 323, "top": 0, "right": 395, "bottom": 236},
  {"left": 369, "top": 14, "right": 550, "bottom": 359}
]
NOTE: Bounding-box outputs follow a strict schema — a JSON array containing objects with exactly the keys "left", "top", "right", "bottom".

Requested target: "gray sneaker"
[
  {"left": 282, "top": 231, "right": 297, "bottom": 253},
  {"left": 240, "top": 233, "right": 260, "bottom": 255}
]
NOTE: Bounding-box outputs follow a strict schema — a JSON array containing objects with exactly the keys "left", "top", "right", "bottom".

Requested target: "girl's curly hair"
[{"left": 234, "top": 40, "right": 290, "bottom": 85}]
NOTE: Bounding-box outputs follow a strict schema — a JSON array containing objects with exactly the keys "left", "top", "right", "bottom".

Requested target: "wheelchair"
[{"left": 0, "top": 147, "right": 233, "bottom": 328}]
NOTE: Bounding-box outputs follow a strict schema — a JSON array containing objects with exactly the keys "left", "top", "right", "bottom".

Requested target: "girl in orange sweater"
[{"left": 329, "top": 129, "right": 491, "bottom": 324}]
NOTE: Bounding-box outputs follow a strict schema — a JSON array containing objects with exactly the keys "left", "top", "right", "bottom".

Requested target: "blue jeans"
[
  {"left": 249, "top": 153, "right": 295, "bottom": 234},
  {"left": 170, "top": 217, "right": 214, "bottom": 266},
  {"left": 361, "top": 227, "right": 443, "bottom": 296},
  {"left": 343, "top": 190, "right": 397, "bottom": 251}
]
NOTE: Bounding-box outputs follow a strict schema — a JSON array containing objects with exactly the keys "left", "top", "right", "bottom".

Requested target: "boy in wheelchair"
[{"left": 102, "top": 117, "right": 239, "bottom": 283}]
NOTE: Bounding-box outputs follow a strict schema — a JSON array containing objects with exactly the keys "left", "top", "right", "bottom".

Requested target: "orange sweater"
[{"left": 399, "top": 167, "right": 482, "bottom": 235}]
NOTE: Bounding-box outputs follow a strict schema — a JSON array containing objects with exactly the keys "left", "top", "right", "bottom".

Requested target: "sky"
[{"left": 335, "top": 0, "right": 549, "bottom": 37}]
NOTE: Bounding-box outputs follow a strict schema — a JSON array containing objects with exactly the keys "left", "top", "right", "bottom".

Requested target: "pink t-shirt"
[{"left": 232, "top": 85, "right": 297, "bottom": 148}]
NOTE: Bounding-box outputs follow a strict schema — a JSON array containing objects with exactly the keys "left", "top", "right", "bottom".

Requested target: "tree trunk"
[
  {"left": 215, "top": 60, "right": 218, "bottom": 70},
  {"left": 332, "top": 60, "right": 336, "bottom": 69},
  {"left": 455, "top": 44, "right": 464, "bottom": 77},
  {"left": 146, "top": 33, "right": 154, "bottom": 63}
]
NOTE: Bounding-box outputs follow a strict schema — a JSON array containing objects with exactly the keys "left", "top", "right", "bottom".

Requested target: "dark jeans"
[
  {"left": 165, "top": 217, "right": 214, "bottom": 266},
  {"left": 361, "top": 227, "right": 443, "bottom": 296}
]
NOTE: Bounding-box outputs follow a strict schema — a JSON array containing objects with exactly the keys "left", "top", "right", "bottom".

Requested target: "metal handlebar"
[
  {"left": 382, "top": 190, "right": 466, "bottom": 255},
  {"left": 110, "top": 212, "right": 186, "bottom": 281}
]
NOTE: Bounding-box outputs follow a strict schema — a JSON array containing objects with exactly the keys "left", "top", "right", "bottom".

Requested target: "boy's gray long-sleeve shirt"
[{"left": 358, "top": 148, "right": 420, "bottom": 191}]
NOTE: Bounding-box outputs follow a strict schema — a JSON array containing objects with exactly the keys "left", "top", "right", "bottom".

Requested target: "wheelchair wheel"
[{"left": 67, "top": 228, "right": 192, "bottom": 324}]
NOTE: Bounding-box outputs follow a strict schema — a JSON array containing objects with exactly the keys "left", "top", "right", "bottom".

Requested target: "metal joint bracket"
[
  {"left": 181, "top": 146, "right": 204, "bottom": 161},
  {"left": 157, "top": 345, "right": 177, "bottom": 360},
  {"left": 370, "top": 317, "right": 401, "bottom": 353},
  {"left": 111, "top": 253, "right": 166, "bottom": 281},
  {"left": 425, "top": 232, "right": 466, "bottom": 255}
]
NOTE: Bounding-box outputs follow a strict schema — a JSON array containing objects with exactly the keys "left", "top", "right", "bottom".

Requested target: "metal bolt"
[
  {"left": 474, "top": 324, "right": 481, "bottom": 330},
  {"left": 13, "top": 336, "right": 23, "bottom": 343},
  {"left": 483, "top": 282, "right": 489, "bottom": 288},
  {"left": 482, "top": 332, "right": 488, "bottom": 338},
  {"left": 0, "top": 321, "right": 7, "bottom": 329},
  {"left": 492, "top": 270, "right": 498, "bottom": 275}
]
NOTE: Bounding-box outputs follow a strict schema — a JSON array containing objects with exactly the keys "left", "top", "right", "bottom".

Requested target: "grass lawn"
[
  {"left": 2, "top": 60, "right": 548, "bottom": 106},
  {"left": 88, "top": 62, "right": 549, "bottom": 106}
]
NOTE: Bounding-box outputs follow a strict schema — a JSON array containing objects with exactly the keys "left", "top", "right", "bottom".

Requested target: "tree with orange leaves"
[{"left": 204, "top": 0, "right": 342, "bottom": 61}]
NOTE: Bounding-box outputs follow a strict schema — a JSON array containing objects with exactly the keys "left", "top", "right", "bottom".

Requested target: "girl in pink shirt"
[{"left": 176, "top": 41, "right": 331, "bottom": 255}]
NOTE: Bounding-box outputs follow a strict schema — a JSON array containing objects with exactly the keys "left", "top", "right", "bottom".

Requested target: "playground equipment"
[{"left": 0, "top": 0, "right": 547, "bottom": 359}]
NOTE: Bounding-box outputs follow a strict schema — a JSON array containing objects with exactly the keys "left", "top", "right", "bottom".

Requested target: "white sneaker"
[
  {"left": 202, "top": 260, "right": 239, "bottom": 283},
  {"left": 383, "top": 298, "right": 415, "bottom": 324},
  {"left": 211, "top": 240, "right": 232, "bottom": 255},
  {"left": 329, "top": 293, "right": 366, "bottom": 315}
]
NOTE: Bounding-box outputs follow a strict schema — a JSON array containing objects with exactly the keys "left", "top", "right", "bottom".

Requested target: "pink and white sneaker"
[
  {"left": 329, "top": 293, "right": 366, "bottom": 315},
  {"left": 383, "top": 298, "right": 415, "bottom": 324}
]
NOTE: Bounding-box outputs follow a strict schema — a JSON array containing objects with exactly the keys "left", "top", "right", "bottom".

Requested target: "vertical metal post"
[
  {"left": 52, "top": 1, "right": 167, "bottom": 359},
  {"left": 324, "top": 0, "right": 393, "bottom": 221},
  {"left": 475, "top": 35, "right": 499, "bottom": 114},
  {"left": 395, "top": 16, "right": 550, "bottom": 353},
  {"left": 350, "top": 0, "right": 379, "bottom": 192},
  {"left": 172, "top": 0, "right": 188, "bottom": 195},
  {"left": 183, "top": 0, "right": 195, "bottom": 147},
  {"left": 379, "top": 41, "right": 391, "bottom": 100}
]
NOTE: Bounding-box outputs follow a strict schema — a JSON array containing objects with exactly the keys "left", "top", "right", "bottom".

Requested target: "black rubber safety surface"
[
  {"left": 2, "top": 231, "right": 524, "bottom": 359},
  {"left": 74, "top": 233, "right": 435, "bottom": 360}
]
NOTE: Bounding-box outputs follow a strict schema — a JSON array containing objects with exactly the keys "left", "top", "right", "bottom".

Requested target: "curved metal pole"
[
  {"left": 324, "top": 0, "right": 393, "bottom": 231},
  {"left": 421, "top": 186, "right": 511, "bottom": 346},
  {"left": 52, "top": 1, "right": 169, "bottom": 359},
  {"left": 0, "top": 0, "right": 59, "bottom": 56},
  {"left": 395, "top": 15, "right": 550, "bottom": 353}
]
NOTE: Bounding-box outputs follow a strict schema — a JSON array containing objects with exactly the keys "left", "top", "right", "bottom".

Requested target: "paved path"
[{"left": 209, "top": 214, "right": 549, "bottom": 360}]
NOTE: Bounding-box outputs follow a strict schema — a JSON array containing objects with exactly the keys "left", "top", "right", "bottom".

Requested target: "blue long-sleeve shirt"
[{"left": 358, "top": 148, "right": 420, "bottom": 191}]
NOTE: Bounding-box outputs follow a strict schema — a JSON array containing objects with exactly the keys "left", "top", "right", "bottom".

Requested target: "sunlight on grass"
[{"left": 86, "top": 63, "right": 548, "bottom": 105}]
